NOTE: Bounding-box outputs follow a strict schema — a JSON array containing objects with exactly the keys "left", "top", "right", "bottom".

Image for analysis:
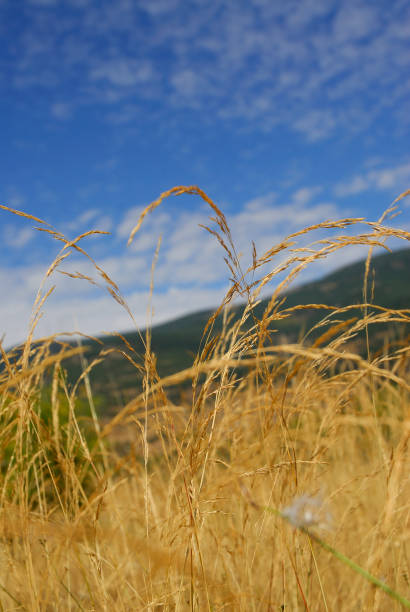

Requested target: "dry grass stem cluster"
[{"left": 0, "top": 187, "right": 409, "bottom": 610}]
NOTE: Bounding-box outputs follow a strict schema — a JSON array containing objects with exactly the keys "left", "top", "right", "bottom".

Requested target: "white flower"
[{"left": 282, "top": 494, "right": 332, "bottom": 530}]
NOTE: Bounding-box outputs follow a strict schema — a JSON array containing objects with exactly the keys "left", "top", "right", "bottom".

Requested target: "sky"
[{"left": 1, "top": 0, "right": 410, "bottom": 348}]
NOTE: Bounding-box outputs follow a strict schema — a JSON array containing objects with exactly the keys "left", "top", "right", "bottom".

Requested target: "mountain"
[
  {"left": 38, "top": 248, "right": 410, "bottom": 412},
  {"left": 276, "top": 247, "right": 410, "bottom": 311}
]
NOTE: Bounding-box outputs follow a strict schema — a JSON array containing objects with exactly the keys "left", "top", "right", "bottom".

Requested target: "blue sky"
[{"left": 1, "top": 0, "right": 410, "bottom": 347}]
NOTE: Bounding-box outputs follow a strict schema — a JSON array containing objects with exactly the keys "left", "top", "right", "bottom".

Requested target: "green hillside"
[
  {"left": 278, "top": 247, "right": 410, "bottom": 310},
  {"left": 52, "top": 247, "right": 410, "bottom": 412}
]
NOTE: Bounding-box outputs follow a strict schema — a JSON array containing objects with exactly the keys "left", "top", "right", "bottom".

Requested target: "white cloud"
[
  {"left": 116, "top": 205, "right": 144, "bottom": 239},
  {"left": 94, "top": 215, "right": 113, "bottom": 232},
  {"left": 335, "top": 162, "right": 410, "bottom": 198},
  {"left": 332, "top": 4, "right": 378, "bottom": 43},
  {"left": 73, "top": 209, "right": 100, "bottom": 226},
  {"left": 334, "top": 175, "right": 368, "bottom": 197},
  {"left": 171, "top": 69, "right": 203, "bottom": 99},
  {"left": 244, "top": 192, "right": 276, "bottom": 211},
  {"left": 116, "top": 206, "right": 173, "bottom": 249},
  {"left": 0, "top": 262, "right": 49, "bottom": 346},
  {"left": 3, "top": 188, "right": 26, "bottom": 209},
  {"left": 2, "top": 280, "right": 227, "bottom": 350},
  {"left": 50, "top": 102, "right": 72, "bottom": 120},
  {"left": 291, "top": 186, "right": 322, "bottom": 206},
  {"left": 141, "top": 0, "right": 181, "bottom": 17},
  {"left": 57, "top": 208, "right": 112, "bottom": 235},
  {"left": 369, "top": 163, "right": 410, "bottom": 191},
  {"left": 108, "top": 185, "right": 344, "bottom": 295},
  {"left": 142, "top": 285, "right": 226, "bottom": 327},
  {"left": 90, "top": 59, "right": 155, "bottom": 88},
  {"left": 3, "top": 225, "right": 34, "bottom": 249},
  {"left": 293, "top": 110, "right": 336, "bottom": 142},
  {"left": 0, "top": 249, "right": 226, "bottom": 348}
]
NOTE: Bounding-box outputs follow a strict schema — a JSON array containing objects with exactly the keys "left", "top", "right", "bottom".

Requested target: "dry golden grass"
[{"left": 0, "top": 188, "right": 409, "bottom": 610}]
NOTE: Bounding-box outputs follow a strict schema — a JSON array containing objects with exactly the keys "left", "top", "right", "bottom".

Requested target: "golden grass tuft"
[{"left": 0, "top": 187, "right": 409, "bottom": 610}]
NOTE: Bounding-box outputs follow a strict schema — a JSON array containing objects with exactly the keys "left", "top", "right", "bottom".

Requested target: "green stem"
[{"left": 264, "top": 505, "right": 410, "bottom": 609}]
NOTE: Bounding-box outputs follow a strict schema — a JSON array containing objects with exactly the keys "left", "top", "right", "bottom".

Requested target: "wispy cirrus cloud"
[{"left": 1, "top": 0, "right": 409, "bottom": 141}]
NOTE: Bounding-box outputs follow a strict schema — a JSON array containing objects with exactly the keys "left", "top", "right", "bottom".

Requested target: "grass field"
[{"left": 0, "top": 186, "right": 409, "bottom": 611}]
